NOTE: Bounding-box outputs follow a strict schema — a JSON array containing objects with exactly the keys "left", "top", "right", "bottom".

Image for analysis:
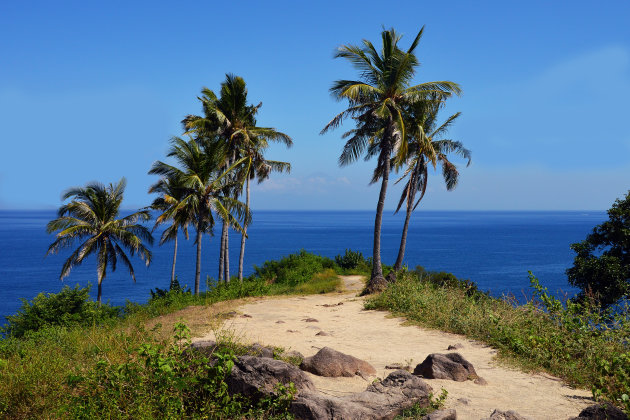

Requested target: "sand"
[{"left": 196, "top": 276, "right": 592, "bottom": 419}]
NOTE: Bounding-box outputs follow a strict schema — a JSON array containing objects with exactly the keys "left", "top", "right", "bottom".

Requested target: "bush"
[
  {"left": 252, "top": 249, "right": 335, "bottom": 286},
  {"left": 335, "top": 249, "right": 366, "bottom": 270},
  {"left": 2, "top": 285, "right": 119, "bottom": 338},
  {"left": 567, "top": 190, "right": 630, "bottom": 307},
  {"left": 65, "top": 322, "right": 295, "bottom": 419}
]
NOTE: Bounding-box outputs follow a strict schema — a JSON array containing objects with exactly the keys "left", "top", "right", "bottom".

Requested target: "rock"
[
  {"left": 447, "top": 343, "right": 463, "bottom": 350},
  {"left": 316, "top": 331, "right": 330, "bottom": 336},
  {"left": 414, "top": 353, "right": 478, "bottom": 381},
  {"left": 423, "top": 409, "right": 457, "bottom": 420},
  {"left": 304, "top": 318, "right": 319, "bottom": 322},
  {"left": 385, "top": 363, "right": 405, "bottom": 370},
  {"left": 569, "top": 403, "right": 628, "bottom": 420},
  {"left": 241, "top": 313, "right": 252, "bottom": 318},
  {"left": 188, "top": 340, "right": 217, "bottom": 356},
  {"left": 482, "top": 409, "right": 532, "bottom": 420},
  {"left": 321, "top": 302, "right": 344, "bottom": 307},
  {"left": 474, "top": 377, "right": 488, "bottom": 385},
  {"left": 457, "top": 398, "right": 470, "bottom": 405},
  {"left": 275, "top": 320, "right": 285, "bottom": 324},
  {"left": 287, "top": 329, "right": 299, "bottom": 333},
  {"left": 290, "top": 370, "right": 433, "bottom": 420},
  {"left": 248, "top": 343, "right": 275, "bottom": 358},
  {"left": 283, "top": 350, "right": 305, "bottom": 364},
  {"left": 301, "top": 346, "right": 377, "bottom": 377},
  {"left": 226, "top": 355, "right": 315, "bottom": 401}
]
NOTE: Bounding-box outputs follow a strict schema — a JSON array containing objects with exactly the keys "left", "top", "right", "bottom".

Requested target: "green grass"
[
  {"left": 0, "top": 250, "right": 349, "bottom": 419},
  {"left": 366, "top": 269, "right": 630, "bottom": 413}
]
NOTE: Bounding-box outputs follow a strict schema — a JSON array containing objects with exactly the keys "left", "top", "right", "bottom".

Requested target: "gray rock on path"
[
  {"left": 290, "top": 370, "right": 433, "bottom": 420},
  {"left": 447, "top": 343, "right": 463, "bottom": 350},
  {"left": 226, "top": 355, "right": 316, "bottom": 401},
  {"left": 482, "top": 409, "right": 532, "bottom": 420},
  {"left": 414, "top": 353, "right": 478, "bottom": 382},
  {"left": 300, "top": 346, "right": 377, "bottom": 377},
  {"left": 423, "top": 409, "right": 457, "bottom": 420},
  {"left": 569, "top": 403, "right": 629, "bottom": 420}
]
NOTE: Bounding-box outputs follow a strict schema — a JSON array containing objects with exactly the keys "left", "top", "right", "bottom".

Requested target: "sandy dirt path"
[{"left": 196, "top": 276, "right": 592, "bottom": 419}]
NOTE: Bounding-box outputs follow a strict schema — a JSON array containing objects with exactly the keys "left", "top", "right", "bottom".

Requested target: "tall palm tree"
[
  {"left": 321, "top": 27, "right": 461, "bottom": 293},
  {"left": 149, "top": 136, "right": 249, "bottom": 295},
  {"left": 184, "top": 74, "right": 292, "bottom": 283},
  {"left": 148, "top": 175, "right": 191, "bottom": 288},
  {"left": 46, "top": 178, "right": 153, "bottom": 304},
  {"left": 390, "top": 101, "right": 471, "bottom": 277}
]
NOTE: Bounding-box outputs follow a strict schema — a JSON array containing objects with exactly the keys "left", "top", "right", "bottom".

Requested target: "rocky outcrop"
[
  {"left": 569, "top": 403, "right": 628, "bottom": 420},
  {"left": 414, "top": 353, "right": 478, "bottom": 381},
  {"left": 290, "top": 370, "right": 433, "bottom": 420},
  {"left": 482, "top": 409, "right": 532, "bottom": 420},
  {"left": 301, "top": 347, "right": 376, "bottom": 377},
  {"left": 226, "top": 355, "right": 315, "bottom": 400}
]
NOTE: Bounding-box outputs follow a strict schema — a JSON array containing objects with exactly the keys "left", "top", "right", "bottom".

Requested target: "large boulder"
[
  {"left": 301, "top": 347, "right": 376, "bottom": 377},
  {"left": 290, "top": 370, "right": 433, "bottom": 420},
  {"left": 414, "top": 353, "right": 478, "bottom": 381},
  {"left": 569, "top": 403, "right": 628, "bottom": 420},
  {"left": 226, "top": 355, "right": 315, "bottom": 401}
]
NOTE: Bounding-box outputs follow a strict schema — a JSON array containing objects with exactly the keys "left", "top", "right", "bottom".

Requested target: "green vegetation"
[
  {"left": 366, "top": 269, "right": 630, "bottom": 413},
  {"left": 1, "top": 285, "right": 119, "bottom": 338},
  {"left": 322, "top": 27, "right": 462, "bottom": 293},
  {"left": 0, "top": 250, "right": 347, "bottom": 419},
  {"left": 567, "top": 190, "right": 630, "bottom": 307},
  {"left": 395, "top": 388, "right": 448, "bottom": 419},
  {"left": 45, "top": 178, "right": 153, "bottom": 304}
]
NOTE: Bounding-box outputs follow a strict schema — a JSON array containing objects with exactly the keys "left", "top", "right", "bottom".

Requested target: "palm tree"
[
  {"left": 390, "top": 101, "right": 471, "bottom": 277},
  {"left": 148, "top": 175, "right": 191, "bottom": 288},
  {"left": 184, "top": 74, "right": 292, "bottom": 283},
  {"left": 149, "top": 136, "right": 249, "bottom": 295},
  {"left": 321, "top": 27, "right": 461, "bottom": 293},
  {"left": 46, "top": 178, "right": 153, "bottom": 304}
]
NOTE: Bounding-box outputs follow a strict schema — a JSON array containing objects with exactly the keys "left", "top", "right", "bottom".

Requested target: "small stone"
[
  {"left": 457, "top": 398, "right": 470, "bottom": 405},
  {"left": 316, "top": 331, "right": 330, "bottom": 336},
  {"left": 286, "top": 329, "right": 299, "bottom": 333},
  {"left": 474, "top": 377, "right": 488, "bottom": 385},
  {"left": 241, "top": 313, "right": 252, "bottom": 318},
  {"left": 424, "top": 408, "right": 457, "bottom": 420},
  {"left": 447, "top": 343, "right": 464, "bottom": 350},
  {"left": 275, "top": 320, "right": 285, "bottom": 324},
  {"left": 303, "top": 318, "right": 319, "bottom": 322},
  {"left": 385, "top": 363, "right": 404, "bottom": 370}
]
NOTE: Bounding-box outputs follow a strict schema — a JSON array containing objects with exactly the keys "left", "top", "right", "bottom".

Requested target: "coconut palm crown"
[
  {"left": 321, "top": 26, "right": 461, "bottom": 293},
  {"left": 46, "top": 178, "right": 153, "bottom": 304}
]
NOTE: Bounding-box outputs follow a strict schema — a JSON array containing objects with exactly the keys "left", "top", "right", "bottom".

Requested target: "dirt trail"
[{"left": 196, "top": 276, "right": 592, "bottom": 419}]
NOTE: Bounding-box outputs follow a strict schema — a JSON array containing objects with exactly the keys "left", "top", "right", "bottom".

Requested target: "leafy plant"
[
  {"left": 335, "top": 249, "right": 367, "bottom": 270},
  {"left": 253, "top": 249, "right": 335, "bottom": 286},
  {"left": 2, "top": 285, "right": 119, "bottom": 338},
  {"left": 567, "top": 190, "right": 630, "bottom": 307}
]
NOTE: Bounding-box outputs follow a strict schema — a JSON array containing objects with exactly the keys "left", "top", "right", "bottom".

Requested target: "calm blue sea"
[{"left": 0, "top": 210, "right": 606, "bottom": 324}]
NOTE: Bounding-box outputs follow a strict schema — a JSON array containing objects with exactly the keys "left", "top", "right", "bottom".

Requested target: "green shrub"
[
  {"left": 65, "top": 322, "right": 295, "bottom": 419},
  {"left": 335, "top": 249, "right": 366, "bottom": 270},
  {"left": 253, "top": 249, "right": 335, "bottom": 286},
  {"left": 2, "top": 285, "right": 119, "bottom": 338}
]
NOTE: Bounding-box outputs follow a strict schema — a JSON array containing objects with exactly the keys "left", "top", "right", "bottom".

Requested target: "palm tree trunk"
[
  {"left": 393, "top": 199, "right": 413, "bottom": 273},
  {"left": 97, "top": 269, "right": 104, "bottom": 305},
  {"left": 238, "top": 176, "right": 250, "bottom": 283},
  {"left": 224, "top": 222, "right": 230, "bottom": 282},
  {"left": 170, "top": 234, "right": 178, "bottom": 288},
  {"left": 195, "top": 222, "right": 202, "bottom": 295},
  {"left": 218, "top": 222, "right": 226, "bottom": 282},
  {"left": 363, "top": 121, "right": 394, "bottom": 295}
]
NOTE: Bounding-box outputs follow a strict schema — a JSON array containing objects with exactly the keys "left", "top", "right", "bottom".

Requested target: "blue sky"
[{"left": 1, "top": 0, "right": 629, "bottom": 210}]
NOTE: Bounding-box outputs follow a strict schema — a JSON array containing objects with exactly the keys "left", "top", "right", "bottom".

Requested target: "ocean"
[{"left": 0, "top": 210, "right": 606, "bottom": 324}]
